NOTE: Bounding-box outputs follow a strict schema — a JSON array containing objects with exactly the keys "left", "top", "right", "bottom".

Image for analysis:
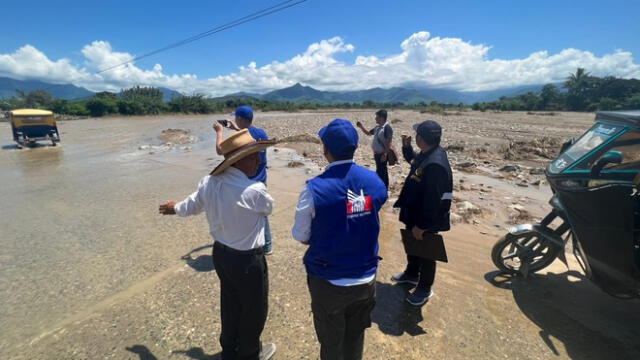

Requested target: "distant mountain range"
[
  {"left": 0, "top": 76, "right": 558, "bottom": 105},
  {"left": 0, "top": 77, "right": 182, "bottom": 102},
  {"left": 0, "top": 77, "right": 94, "bottom": 100},
  {"left": 219, "top": 82, "right": 557, "bottom": 105}
]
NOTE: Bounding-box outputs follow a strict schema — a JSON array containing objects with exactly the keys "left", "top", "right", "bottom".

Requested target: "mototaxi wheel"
[{"left": 491, "top": 229, "right": 562, "bottom": 276}]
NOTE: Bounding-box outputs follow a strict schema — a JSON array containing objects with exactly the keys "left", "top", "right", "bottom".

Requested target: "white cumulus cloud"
[{"left": 0, "top": 31, "right": 638, "bottom": 96}]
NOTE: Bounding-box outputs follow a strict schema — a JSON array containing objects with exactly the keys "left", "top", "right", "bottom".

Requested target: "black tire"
[{"left": 491, "top": 230, "right": 562, "bottom": 275}]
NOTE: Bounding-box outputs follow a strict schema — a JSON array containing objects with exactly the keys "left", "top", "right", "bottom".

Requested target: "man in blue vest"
[
  {"left": 292, "top": 119, "right": 388, "bottom": 360},
  {"left": 216, "top": 105, "right": 274, "bottom": 254}
]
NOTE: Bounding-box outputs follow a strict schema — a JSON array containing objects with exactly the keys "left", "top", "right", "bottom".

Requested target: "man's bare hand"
[
  {"left": 356, "top": 121, "right": 363, "bottom": 128},
  {"left": 213, "top": 121, "right": 224, "bottom": 133},
  {"left": 401, "top": 134, "right": 412, "bottom": 147},
  {"left": 412, "top": 226, "right": 425, "bottom": 241},
  {"left": 159, "top": 201, "right": 177, "bottom": 215}
]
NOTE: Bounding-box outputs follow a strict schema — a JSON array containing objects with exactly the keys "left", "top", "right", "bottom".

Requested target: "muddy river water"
[
  {"left": 1, "top": 113, "right": 640, "bottom": 360},
  {"left": 0, "top": 115, "right": 313, "bottom": 353}
]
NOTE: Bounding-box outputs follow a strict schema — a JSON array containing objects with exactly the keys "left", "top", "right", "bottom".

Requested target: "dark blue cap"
[
  {"left": 233, "top": 105, "right": 253, "bottom": 121},
  {"left": 413, "top": 120, "right": 442, "bottom": 141},
  {"left": 318, "top": 119, "right": 359, "bottom": 157}
]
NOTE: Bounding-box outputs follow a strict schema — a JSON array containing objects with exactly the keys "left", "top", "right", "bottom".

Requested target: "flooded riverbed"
[
  {"left": 0, "top": 115, "right": 316, "bottom": 354},
  {"left": 2, "top": 112, "right": 640, "bottom": 360}
]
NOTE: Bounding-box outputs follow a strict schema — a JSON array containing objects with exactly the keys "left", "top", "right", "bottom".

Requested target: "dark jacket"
[{"left": 393, "top": 145, "right": 453, "bottom": 232}]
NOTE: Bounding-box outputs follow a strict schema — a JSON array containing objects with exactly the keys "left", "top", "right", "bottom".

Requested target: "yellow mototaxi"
[{"left": 9, "top": 109, "right": 60, "bottom": 147}]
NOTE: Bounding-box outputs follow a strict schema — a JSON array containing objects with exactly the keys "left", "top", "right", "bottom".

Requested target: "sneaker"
[
  {"left": 406, "top": 289, "right": 434, "bottom": 306},
  {"left": 265, "top": 247, "right": 274, "bottom": 255},
  {"left": 390, "top": 272, "right": 419, "bottom": 285},
  {"left": 259, "top": 343, "right": 276, "bottom": 360}
]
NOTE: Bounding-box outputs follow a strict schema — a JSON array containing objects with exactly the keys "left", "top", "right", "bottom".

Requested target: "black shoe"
[
  {"left": 406, "top": 288, "right": 434, "bottom": 306},
  {"left": 390, "top": 272, "right": 419, "bottom": 285},
  {"left": 259, "top": 343, "right": 276, "bottom": 360}
]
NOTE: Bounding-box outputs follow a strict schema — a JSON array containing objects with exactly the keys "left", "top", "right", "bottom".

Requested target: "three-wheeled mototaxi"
[
  {"left": 9, "top": 109, "right": 60, "bottom": 147},
  {"left": 492, "top": 110, "right": 640, "bottom": 299}
]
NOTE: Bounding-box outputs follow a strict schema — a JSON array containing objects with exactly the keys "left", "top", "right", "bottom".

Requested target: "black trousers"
[
  {"left": 212, "top": 242, "right": 268, "bottom": 360},
  {"left": 404, "top": 254, "right": 436, "bottom": 291},
  {"left": 374, "top": 153, "right": 389, "bottom": 189},
  {"left": 307, "top": 275, "right": 376, "bottom": 360}
]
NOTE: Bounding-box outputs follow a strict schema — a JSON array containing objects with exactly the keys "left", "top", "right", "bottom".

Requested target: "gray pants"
[{"left": 307, "top": 275, "right": 376, "bottom": 360}]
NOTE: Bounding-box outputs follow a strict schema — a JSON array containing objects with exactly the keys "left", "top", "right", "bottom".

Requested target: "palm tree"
[
  {"left": 564, "top": 68, "right": 592, "bottom": 111},
  {"left": 563, "top": 68, "right": 590, "bottom": 90}
]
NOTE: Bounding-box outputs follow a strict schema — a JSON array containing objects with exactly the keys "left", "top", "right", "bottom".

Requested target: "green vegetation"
[
  {"left": 1, "top": 69, "right": 638, "bottom": 118},
  {"left": 472, "top": 68, "right": 640, "bottom": 112},
  {"left": 0, "top": 86, "right": 467, "bottom": 117}
]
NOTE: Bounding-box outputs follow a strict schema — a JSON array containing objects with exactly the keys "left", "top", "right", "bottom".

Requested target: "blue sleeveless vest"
[{"left": 303, "top": 162, "right": 388, "bottom": 280}]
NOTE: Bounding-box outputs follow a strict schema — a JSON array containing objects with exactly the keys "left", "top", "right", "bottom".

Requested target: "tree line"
[
  {"left": 472, "top": 68, "right": 640, "bottom": 112},
  {"left": 0, "top": 86, "right": 465, "bottom": 117},
  {"left": 1, "top": 69, "right": 638, "bottom": 117}
]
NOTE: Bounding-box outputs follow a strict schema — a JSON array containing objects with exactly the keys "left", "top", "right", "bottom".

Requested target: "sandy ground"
[{"left": 1, "top": 110, "right": 639, "bottom": 360}]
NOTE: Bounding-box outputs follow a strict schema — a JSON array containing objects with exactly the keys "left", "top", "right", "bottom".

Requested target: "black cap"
[{"left": 413, "top": 120, "right": 442, "bottom": 141}]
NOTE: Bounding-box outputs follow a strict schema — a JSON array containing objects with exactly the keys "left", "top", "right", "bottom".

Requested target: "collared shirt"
[
  {"left": 371, "top": 122, "right": 393, "bottom": 153},
  {"left": 292, "top": 159, "right": 375, "bottom": 286},
  {"left": 175, "top": 167, "right": 274, "bottom": 250}
]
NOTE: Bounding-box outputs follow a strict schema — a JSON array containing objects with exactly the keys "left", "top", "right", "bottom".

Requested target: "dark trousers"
[
  {"left": 374, "top": 153, "right": 389, "bottom": 189},
  {"left": 405, "top": 254, "right": 436, "bottom": 291},
  {"left": 307, "top": 275, "right": 376, "bottom": 360},
  {"left": 212, "top": 242, "right": 268, "bottom": 360}
]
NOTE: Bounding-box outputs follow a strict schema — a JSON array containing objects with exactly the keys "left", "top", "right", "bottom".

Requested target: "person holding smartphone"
[
  {"left": 356, "top": 109, "right": 393, "bottom": 189},
  {"left": 214, "top": 106, "right": 274, "bottom": 254},
  {"left": 391, "top": 120, "right": 453, "bottom": 306}
]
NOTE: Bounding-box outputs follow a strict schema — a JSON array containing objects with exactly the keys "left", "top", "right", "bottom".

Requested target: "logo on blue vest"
[{"left": 347, "top": 189, "right": 372, "bottom": 218}]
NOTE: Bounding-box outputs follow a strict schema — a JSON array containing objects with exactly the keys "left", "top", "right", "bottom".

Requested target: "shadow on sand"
[
  {"left": 172, "top": 347, "right": 221, "bottom": 360},
  {"left": 485, "top": 270, "right": 640, "bottom": 360},
  {"left": 125, "top": 345, "right": 158, "bottom": 360},
  {"left": 181, "top": 244, "right": 215, "bottom": 272},
  {"left": 371, "top": 281, "right": 427, "bottom": 337}
]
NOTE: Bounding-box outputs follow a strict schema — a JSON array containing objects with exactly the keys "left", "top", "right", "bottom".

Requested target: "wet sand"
[{"left": 1, "top": 112, "right": 639, "bottom": 359}]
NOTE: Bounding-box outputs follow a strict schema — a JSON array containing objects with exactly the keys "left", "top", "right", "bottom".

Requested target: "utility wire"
[
  {"left": 11, "top": 0, "right": 309, "bottom": 97},
  {"left": 97, "top": 0, "right": 308, "bottom": 74}
]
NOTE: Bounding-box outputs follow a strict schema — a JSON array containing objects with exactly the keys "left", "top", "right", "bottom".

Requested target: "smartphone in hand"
[{"left": 217, "top": 119, "right": 229, "bottom": 127}]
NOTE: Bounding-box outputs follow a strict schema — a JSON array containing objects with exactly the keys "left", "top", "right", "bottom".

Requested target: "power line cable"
[
  {"left": 97, "top": 0, "right": 308, "bottom": 74},
  {"left": 10, "top": 0, "right": 309, "bottom": 97}
]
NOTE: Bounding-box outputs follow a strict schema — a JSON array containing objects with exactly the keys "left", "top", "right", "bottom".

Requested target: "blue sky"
[{"left": 1, "top": 0, "right": 639, "bottom": 94}]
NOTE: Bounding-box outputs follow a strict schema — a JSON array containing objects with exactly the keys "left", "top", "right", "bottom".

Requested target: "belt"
[{"left": 214, "top": 241, "right": 264, "bottom": 255}]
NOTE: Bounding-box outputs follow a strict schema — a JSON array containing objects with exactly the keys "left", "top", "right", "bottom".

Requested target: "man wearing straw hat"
[
  {"left": 216, "top": 105, "right": 275, "bottom": 255},
  {"left": 292, "top": 119, "right": 387, "bottom": 360},
  {"left": 159, "top": 127, "right": 277, "bottom": 360}
]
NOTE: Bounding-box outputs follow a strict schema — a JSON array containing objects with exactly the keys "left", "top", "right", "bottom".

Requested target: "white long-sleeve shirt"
[
  {"left": 291, "top": 160, "right": 375, "bottom": 286},
  {"left": 175, "top": 167, "right": 274, "bottom": 251}
]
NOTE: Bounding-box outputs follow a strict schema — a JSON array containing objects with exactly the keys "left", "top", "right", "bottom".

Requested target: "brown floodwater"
[{"left": 0, "top": 114, "right": 316, "bottom": 353}]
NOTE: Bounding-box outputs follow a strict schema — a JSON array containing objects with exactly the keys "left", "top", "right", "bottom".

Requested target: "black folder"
[{"left": 400, "top": 229, "right": 448, "bottom": 263}]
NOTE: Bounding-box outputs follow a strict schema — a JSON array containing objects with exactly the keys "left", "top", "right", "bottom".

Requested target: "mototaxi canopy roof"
[
  {"left": 596, "top": 110, "right": 640, "bottom": 127},
  {"left": 9, "top": 109, "right": 53, "bottom": 116}
]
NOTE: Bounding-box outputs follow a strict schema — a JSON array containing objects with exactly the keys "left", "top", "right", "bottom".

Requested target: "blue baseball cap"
[
  {"left": 318, "top": 119, "right": 359, "bottom": 157},
  {"left": 232, "top": 105, "right": 253, "bottom": 121}
]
